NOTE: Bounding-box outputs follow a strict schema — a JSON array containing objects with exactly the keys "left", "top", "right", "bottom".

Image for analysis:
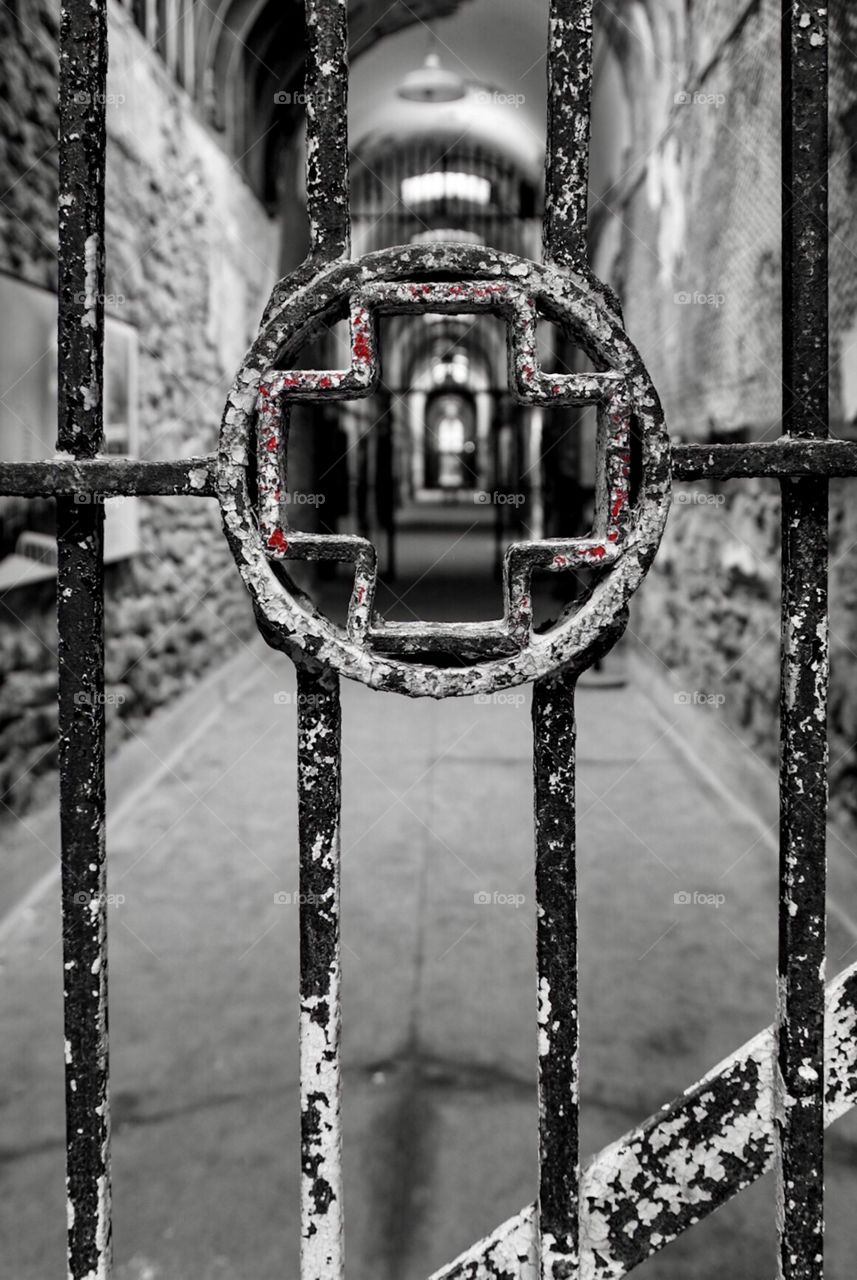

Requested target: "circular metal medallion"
[{"left": 218, "top": 244, "right": 671, "bottom": 697}]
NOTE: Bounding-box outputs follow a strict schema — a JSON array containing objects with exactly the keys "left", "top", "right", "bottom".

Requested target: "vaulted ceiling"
[
  {"left": 191, "top": 0, "right": 647, "bottom": 208},
  {"left": 194, "top": 0, "right": 470, "bottom": 201}
]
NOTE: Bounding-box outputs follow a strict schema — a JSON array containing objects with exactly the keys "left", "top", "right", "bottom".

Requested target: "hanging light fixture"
[{"left": 396, "top": 51, "right": 467, "bottom": 103}]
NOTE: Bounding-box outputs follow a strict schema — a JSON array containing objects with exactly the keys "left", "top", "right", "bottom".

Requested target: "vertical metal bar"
[
  {"left": 543, "top": 0, "right": 593, "bottom": 269},
  {"left": 304, "top": 0, "right": 350, "bottom": 261},
  {"left": 533, "top": 668, "right": 579, "bottom": 1280},
  {"left": 57, "top": 2, "right": 111, "bottom": 1278},
  {"left": 777, "top": 6, "right": 829, "bottom": 1279},
  {"left": 297, "top": 665, "right": 344, "bottom": 1280}
]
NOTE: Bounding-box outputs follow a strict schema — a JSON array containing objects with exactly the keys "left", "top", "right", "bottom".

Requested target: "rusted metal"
[
  {"left": 0, "top": 0, "right": 845, "bottom": 1275},
  {"left": 57, "top": 2, "right": 112, "bottom": 1279},
  {"left": 0, "top": 457, "right": 217, "bottom": 497},
  {"left": 217, "top": 246, "right": 669, "bottom": 696},
  {"left": 304, "top": 0, "right": 350, "bottom": 262},
  {"left": 427, "top": 962, "right": 857, "bottom": 1280},
  {"left": 670, "top": 440, "right": 857, "bottom": 480},
  {"left": 777, "top": 5, "right": 829, "bottom": 1278},
  {"left": 297, "top": 666, "right": 344, "bottom": 1279},
  {"left": 10, "top": 439, "right": 857, "bottom": 504},
  {"left": 544, "top": 0, "right": 593, "bottom": 269},
  {"left": 533, "top": 669, "right": 579, "bottom": 1280}
]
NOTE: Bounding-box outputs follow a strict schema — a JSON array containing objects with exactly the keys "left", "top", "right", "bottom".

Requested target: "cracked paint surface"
[
  {"left": 297, "top": 668, "right": 344, "bottom": 1278},
  {"left": 428, "top": 963, "right": 857, "bottom": 1280}
]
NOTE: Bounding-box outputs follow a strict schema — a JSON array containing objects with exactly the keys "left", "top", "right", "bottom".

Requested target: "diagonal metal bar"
[
  {"left": 57, "top": 2, "right": 112, "bottom": 1278},
  {"left": 304, "top": 0, "right": 351, "bottom": 261},
  {"left": 428, "top": 962, "right": 857, "bottom": 1280},
  {"left": 543, "top": 0, "right": 593, "bottom": 268}
]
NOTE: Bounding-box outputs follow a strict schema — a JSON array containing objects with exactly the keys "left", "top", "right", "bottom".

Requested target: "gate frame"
[{"left": 0, "top": 2, "right": 850, "bottom": 1279}]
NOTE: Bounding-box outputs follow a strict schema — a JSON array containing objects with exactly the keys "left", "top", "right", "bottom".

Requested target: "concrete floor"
[{"left": 2, "top": 513, "right": 857, "bottom": 1279}]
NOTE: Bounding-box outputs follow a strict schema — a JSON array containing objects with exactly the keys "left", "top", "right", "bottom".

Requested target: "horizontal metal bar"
[
  {"left": 3, "top": 441, "right": 857, "bottom": 504},
  {"left": 672, "top": 439, "right": 857, "bottom": 479},
  {"left": 429, "top": 960, "right": 857, "bottom": 1280},
  {"left": 368, "top": 619, "right": 518, "bottom": 661},
  {"left": 0, "top": 457, "right": 217, "bottom": 497}
]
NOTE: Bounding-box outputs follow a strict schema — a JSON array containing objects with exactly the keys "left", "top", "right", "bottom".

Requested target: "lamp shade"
[{"left": 396, "top": 53, "right": 467, "bottom": 103}]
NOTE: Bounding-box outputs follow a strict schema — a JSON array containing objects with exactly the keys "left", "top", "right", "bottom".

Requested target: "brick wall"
[
  {"left": 0, "top": 1, "right": 279, "bottom": 812},
  {"left": 599, "top": 0, "right": 857, "bottom": 821}
]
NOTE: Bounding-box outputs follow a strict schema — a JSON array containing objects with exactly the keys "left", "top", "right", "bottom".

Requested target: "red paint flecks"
[
  {"left": 355, "top": 584, "right": 366, "bottom": 605},
  {"left": 552, "top": 554, "right": 568, "bottom": 568},
  {"left": 585, "top": 545, "right": 606, "bottom": 559},
  {"left": 607, "top": 531, "right": 619, "bottom": 543},
  {"left": 267, "top": 527, "right": 288, "bottom": 553},
  {"left": 353, "top": 330, "right": 372, "bottom": 363},
  {"left": 265, "top": 435, "right": 278, "bottom": 452},
  {"left": 610, "top": 490, "right": 627, "bottom": 522},
  {"left": 319, "top": 376, "right": 333, "bottom": 389}
]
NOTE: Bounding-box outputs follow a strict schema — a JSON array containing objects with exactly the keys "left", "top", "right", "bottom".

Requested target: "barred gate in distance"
[{"left": 0, "top": 2, "right": 855, "bottom": 1278}]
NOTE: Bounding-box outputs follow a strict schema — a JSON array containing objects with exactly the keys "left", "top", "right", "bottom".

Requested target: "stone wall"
[
  {"left": 595, "top": 0, "right": 857, "bottom": 823},
  {"left": 0, "top": 0, "right": 279, "bottom": 813}
]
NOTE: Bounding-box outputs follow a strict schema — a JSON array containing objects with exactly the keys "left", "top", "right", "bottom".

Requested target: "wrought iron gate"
[{"left": 0, "top": 2, "right": 855, "bottom": 1278}]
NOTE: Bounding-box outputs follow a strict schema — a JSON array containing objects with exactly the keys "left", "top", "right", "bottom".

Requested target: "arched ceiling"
[
  {"left": 195, "top": 0, "right": 471, "bottom": 201},
  {"left": 195, "top": 0, "right": 644, "bottom": 211}
]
